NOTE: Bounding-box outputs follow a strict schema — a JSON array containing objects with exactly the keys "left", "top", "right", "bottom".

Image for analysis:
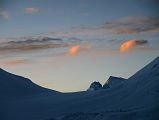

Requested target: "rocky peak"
[{"left": 87, "top": 81, "right": 102, "bottom": 91}]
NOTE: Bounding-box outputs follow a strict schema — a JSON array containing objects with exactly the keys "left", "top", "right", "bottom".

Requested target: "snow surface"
[{"left": 0, "top": 57, "right": 159, "bottom": 120}]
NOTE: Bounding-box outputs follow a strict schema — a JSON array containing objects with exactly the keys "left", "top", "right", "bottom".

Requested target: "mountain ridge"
[{"left": 0, "top": 68, "right": 58, "bottom": 98}]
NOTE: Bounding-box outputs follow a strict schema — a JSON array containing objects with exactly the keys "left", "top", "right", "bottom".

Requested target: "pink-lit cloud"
[
  {"left": 25, "top": 7, "right": 40, "bottom": 14},
  {"left": 69, "top": 44, "right": 91, "bottom": 56},
  {"left": 2, "top": 58, "right": 27, "bottom": 66},
  {"left": 69, "top": 45, "right": 81, "bottom": 56},
  {"left": 120, "top": 39, "right": 148, "bottom": 53},
  {"left": 0, "top": 11, "right": 10, "bottom": 18}
]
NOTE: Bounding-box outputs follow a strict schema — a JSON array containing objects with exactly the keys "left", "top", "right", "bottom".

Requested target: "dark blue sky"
[{"left": 0, "top": 0, "right": 158, "bottom": 38}]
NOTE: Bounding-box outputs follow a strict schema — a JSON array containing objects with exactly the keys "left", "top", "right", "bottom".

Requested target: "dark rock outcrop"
[{"left": 87, "top": 81, "right": 102, "bottom": 91}]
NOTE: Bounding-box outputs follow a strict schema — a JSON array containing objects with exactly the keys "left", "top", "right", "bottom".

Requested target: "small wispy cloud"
[
  {"left": 50, "top": 16, "right": 159, "bottom": 38},
  {"left": 105, "top": 16, "right": 159, "bottom": 34},
  {"left": 0, "top": 11, "right": 10, "bottom": 18},
  {"left": 25, "top": 7, "right": 40, "bottom": 14},
  {"left": 120, "top": 39, "right": 148, "bottom": 53},
  {"left": 0, "top": 36, "right": 69, "bottom": 55},
  {"left": 3, "top": 58, "right": 27, "bottom": 66}
]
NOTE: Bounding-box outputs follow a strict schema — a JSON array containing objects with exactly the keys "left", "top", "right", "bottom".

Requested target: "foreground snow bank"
[{"left": 46, "top": 105, "right": 159, "bottom": 120}]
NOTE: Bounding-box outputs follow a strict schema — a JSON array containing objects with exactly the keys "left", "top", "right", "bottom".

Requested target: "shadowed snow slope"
[
  {"left": 0, "top": 68, "right": 58, "bottom": 97},
  {"left": 103, "top": 76, "right": 126, "bottom": 89},
  {"left": 0, "top": 57, "right": 159, "bottom": 120}
]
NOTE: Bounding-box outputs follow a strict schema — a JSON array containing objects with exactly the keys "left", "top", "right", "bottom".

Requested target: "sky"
[{"left": 0, "top": 0, "right": 159, "bottom": 92}]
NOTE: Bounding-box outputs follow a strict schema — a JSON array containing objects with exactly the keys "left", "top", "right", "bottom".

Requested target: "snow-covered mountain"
[
  {"left": 103, "top": 76, "right": 126, "bottom": 89},
  {"left": 0, "top": 57, "right": 159, "bottom": 120},
  {"left": 0, "top": 68, "right": 58, "bottom": 98},
  {"left": 87, "top": 76, "right": 126, "bottom": 91}
]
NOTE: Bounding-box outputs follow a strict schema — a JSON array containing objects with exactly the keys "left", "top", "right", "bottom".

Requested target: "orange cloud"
[
  {"left": 69, "top": 44, "right": 91, "bottom": 56},
  {"left": 69, "top": 45, "right": 81, "bottom": 56},
  {"left": 120, "top": 39, "right": 148, "bottom": 53}
]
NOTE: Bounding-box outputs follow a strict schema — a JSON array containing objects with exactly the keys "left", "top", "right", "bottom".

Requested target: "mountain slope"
[
  {"left": 120, "top": 57, "right": 159, "bottom": 109},
  {"left": 0, "top": 68, "right": 58, "bottom": 98},
  {"left": 103, "top": 76, "right": 126, "bottom": 89}
]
